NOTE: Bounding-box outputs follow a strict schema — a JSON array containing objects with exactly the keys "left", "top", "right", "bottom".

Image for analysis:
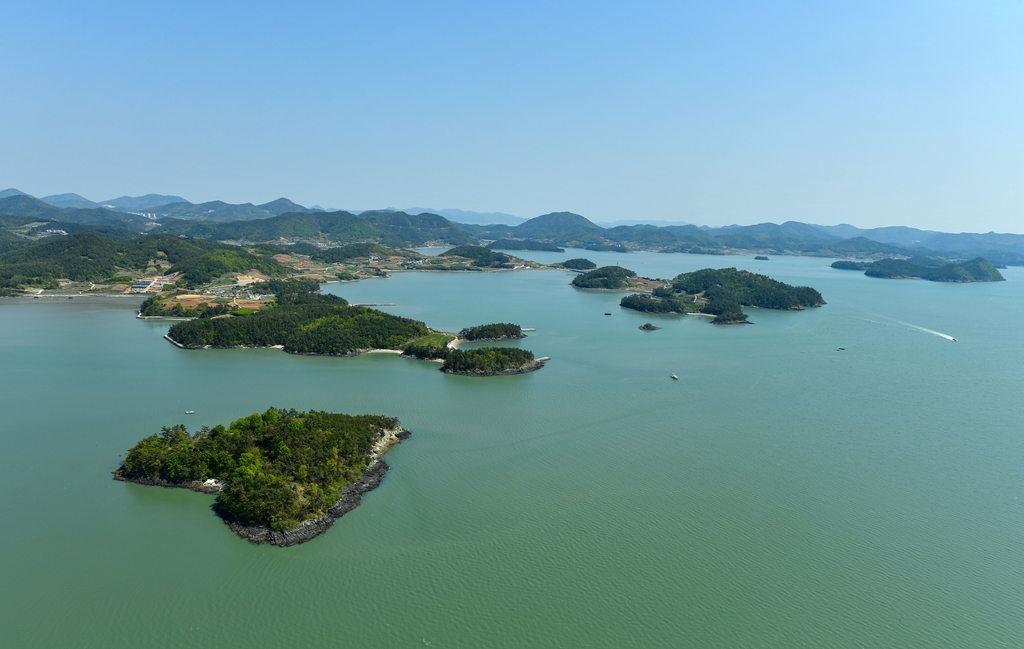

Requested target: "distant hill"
[
  {"left": 406, "top": 207, "right": 526, "bottom": 226},
  {"left": 145, "top": 197, "right": 326, "bottom": 221},
  {"left": 147, "top": 200, "right": 277, "bottom": 222},
  {"left": 101, "top": 194, "right": 188, "bottom": 212},
  {"left": 258, "top": 198, "right": 321, "bottom": 215},
  {"left": 41, "top": 193, "right": 99, "bottom": 209},
  {"left": 158, "top": 209, "right": 475, "bottom": 247},
  {"left": 9, "top": 188, "right": 1024, "bottom": 264},
  {"left": 514, "top": 212, "right": 606, "bottom": 242},
  {"left": 832, "top": 257, "right": 1004, "bottom": 282},
  {"left": 0, "top": 195, "right": 148, "bottom": 229}
]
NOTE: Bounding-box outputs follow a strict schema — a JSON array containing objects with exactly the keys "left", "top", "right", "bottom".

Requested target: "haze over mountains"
[{"left": 2, "top": 188, "right": 1023, "bottom": 264}]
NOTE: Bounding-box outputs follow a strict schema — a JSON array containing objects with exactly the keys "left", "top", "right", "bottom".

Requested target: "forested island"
[
  {"left": 571, "top": 265, "right": 639, "bottom": 289},
  {"left": 114, "top": 408, "right": 410, "bottom": 546},
  {"left": 459, "top": 323, "right": 525, "bottom": 341},
  {"left": 831, "top": 257, "right": 1004, "bottom": 282},
  {"left": 437, "top": 245, "right": 515, "bottom": 269},
  {"left": 441, "top": 347, "right": 544, "bottom": 376},
  {"left": 558, "top": 258, "right": 597, "bottom": 270},
  {"left": 620, "top": 268, "right": 825, "bottom": 324}
]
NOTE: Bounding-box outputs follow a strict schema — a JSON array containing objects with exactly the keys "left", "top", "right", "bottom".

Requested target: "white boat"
[
  {"left": 185, "top": 410, "right": 195, "bottom": 414},
  {"left": 670, "top": 373, "right": 678, "bottom": 380}
]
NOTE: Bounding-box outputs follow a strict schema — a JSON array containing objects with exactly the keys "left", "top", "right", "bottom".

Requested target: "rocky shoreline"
[
  {"left": 114, "top": 428, "right": 411, "bottom": 546},
  {"left": 216, "top": 457, "right": 394, "bottom": 546},
  {"left": 112, "top": 469, "right": 225, "bottom": 494}
]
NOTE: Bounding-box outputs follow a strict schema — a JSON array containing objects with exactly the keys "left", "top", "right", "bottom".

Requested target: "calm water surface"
[{"left": 2, "top": 253, "right": 1023, "bottom": 648}]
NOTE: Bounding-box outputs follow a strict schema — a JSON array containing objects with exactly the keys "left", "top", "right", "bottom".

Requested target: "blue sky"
[{"left": 2, "top": 1, "right": 1021, "bottom": 231}]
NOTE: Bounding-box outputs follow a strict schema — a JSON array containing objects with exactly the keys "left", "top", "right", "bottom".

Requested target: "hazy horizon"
[{"left": 3, "top": 2, "right": 1022, "bottom": 233}]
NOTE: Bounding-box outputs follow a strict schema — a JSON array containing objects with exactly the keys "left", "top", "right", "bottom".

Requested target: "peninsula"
[
  {"left": 161, "top": 284, "right": 546, "bottom": 376},
  {"left": 114, "top": 408, "right": 410, "bottom": 546}
]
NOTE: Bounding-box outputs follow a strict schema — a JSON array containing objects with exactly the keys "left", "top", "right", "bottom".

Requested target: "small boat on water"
[
  {"left": 185, "top": 410, "right": 195, "bottom": 415},
  {"left": 670, "top": 373, "right": 678, "bottom": 380},
  {"left": 604, "top": 312, "right": 612, "bottom": 316}
]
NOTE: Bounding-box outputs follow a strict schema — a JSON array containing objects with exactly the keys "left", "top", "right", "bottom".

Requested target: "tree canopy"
[
  {"left": 441, "top": 347, "right": 536, "bottom": 375},
  {"left": 459, "top": 323, "right": 524, "bottom": 341},
  {"left": 571, "top": 265, "right": 637, "bottom": 289},
  {"left": 0, "top": 231, "right": 285, "bottom": 290},
  {"left": 560, "top": 258, "right": 597, "bottom": 270},
  {"left": 440, "top": 245, "right": 514, "bottom": 268},
  {"left": 121, "top": 408, "right": 399, "bottom": 531},
  {"left": 166, "top": 280, "right": 429, "bottom": 353}
]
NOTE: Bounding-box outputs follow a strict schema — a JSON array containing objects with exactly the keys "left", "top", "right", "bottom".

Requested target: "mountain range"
[{"left": 2, "top": 189, "right": 1023, "bottom": 264}]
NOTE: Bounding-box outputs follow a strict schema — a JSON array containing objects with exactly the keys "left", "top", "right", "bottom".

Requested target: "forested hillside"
[
  {"left": 0, "top": 232, "right": 285, "bottom": 291},
  {"left": 166, "top": 280, "right": 429, "bottom": 353}
]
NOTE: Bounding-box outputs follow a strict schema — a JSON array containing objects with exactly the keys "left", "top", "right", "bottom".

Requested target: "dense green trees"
[
  {"left": 831, "top": 260, "right": 869, "bottom": 270},
  {"left": 441, "top": 347, "right": 537, "bottom": 374},
  {"left": 486, "top": 239, "right": 564, "bottom": 252},
  {"left": 620, "top": 293, "right": 695, "bottom": 314},
  {"left": 309, "top": 243, "right": 401, "bottom": 263},
  {"left": 560, "top": 258, "right": 597, "bottom": 270},
  {"left": 833, "top": 257, "right": 1004, "bottom": 282},
  {"left": 121, "top": 408, "right": 399, "bottom": 531},
  {"left": 459, "top": 323, "right": 524, "bottom": 340},
  {"left": 571, "top": 266, "right": 637, "bottom": 289},
  {"left": 671, "top": 268, "right": 824, "bottom": 310},
  {"left": 166, "top": 280, "right": 429, "bottom": 353},
  {"left": 620, "top": 268, "right": 823, "bottom": 324},
  {"left": 0, "top": 231, "right": 285, "bottom": 290},
  {"left": 140, "top": 297, "right": 231, "bottom": 318},
  {"left": 440, "top": 245, "right": 513, "bottom": 268}
]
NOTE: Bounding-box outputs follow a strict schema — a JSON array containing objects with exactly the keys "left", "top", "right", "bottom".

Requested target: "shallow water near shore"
[{"left": 2, "top": 252, "right": 1024, "bottom": 648}]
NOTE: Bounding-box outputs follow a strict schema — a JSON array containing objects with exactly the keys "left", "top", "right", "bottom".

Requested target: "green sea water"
[{"left": 2, "top": 252, "right": 1023, "bottom": 648}]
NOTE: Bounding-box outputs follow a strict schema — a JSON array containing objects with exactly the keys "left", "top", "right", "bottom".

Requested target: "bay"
[{"left": 1, "top": 253, "right": 1023, "bottom": 648}]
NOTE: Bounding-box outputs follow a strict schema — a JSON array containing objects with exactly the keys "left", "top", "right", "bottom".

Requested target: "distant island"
[
  {"left": 571, "top": 265, "right": 642, "bottom": 289},
  {"left": 556, "top": 258, "right": 597, "bottom": 271},
  {"left": 114, "top": 408, "right": 410, "bottom": 546},
  {"left": 831, "top": 257, "right": 1004, "bottom": 282},
  {"left": 755, "top": 255, "right": 769, "bottom": 261},
  {"left": 620, "top": 267, "right": 825, "bottom": 324},
  {"left": 639, "top": 323, "right": 661, "bottom": 330}
]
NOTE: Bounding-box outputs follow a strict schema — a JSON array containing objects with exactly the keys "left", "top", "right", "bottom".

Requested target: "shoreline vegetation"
[{"left": 114, "top": 408, "right": 411, "bottom": 546}]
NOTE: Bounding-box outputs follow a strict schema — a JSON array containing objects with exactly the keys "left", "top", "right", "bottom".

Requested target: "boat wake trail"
[{"left": 869, "top": 313, "right": 957, "bottom": 341}]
